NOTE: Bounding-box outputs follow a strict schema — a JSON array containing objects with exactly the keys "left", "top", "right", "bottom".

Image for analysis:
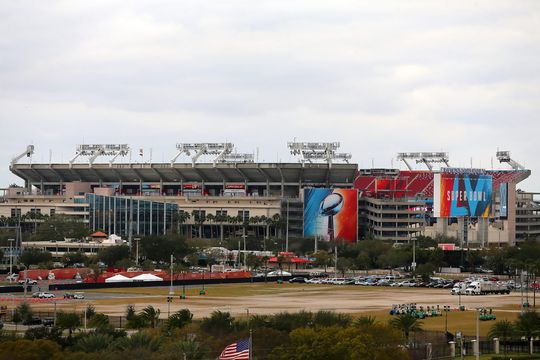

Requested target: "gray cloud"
[{"left": 0, "top": 1, "right": 539, "bottom": 190}]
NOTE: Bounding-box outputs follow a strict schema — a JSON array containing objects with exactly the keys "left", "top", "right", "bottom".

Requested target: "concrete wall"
[{"left": 64, "top": 182, "right": 91, "bottom": 197}]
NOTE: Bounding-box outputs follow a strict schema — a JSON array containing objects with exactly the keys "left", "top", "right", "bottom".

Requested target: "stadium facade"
[{"left": 1, "top": 144, "right": 536, "bottom": 248}]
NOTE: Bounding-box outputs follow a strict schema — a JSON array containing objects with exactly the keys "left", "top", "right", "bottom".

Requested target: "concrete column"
[
  {"left": 530, "top": 337, "right": 534, "bottom": 355},
  {"left": 448, "top": 341, "right": 456, "bottom": 357},
  {"left": 471, "top": 339, "right": 478, "bottom": 357},
  {"left": 493, "top": 338, "right": 499, "bottom": 354}
]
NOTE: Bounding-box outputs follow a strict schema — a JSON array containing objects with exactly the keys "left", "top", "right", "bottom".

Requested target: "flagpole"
[{"left": 249, "top": 329, "right": 253, "bottom": 360}]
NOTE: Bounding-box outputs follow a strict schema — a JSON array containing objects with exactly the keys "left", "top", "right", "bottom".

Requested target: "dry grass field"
[{"left": 17, "top": 282, "right": 530, "bottom": 336}]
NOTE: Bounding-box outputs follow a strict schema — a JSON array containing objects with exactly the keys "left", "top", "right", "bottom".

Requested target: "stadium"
[{"left": 1, "top": 142, "right": 538, "bottom": 254}]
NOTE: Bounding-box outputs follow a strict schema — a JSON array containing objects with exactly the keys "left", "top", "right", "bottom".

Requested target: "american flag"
[{"left": 218, "top": 338, "right": 250, "bottom": 360}]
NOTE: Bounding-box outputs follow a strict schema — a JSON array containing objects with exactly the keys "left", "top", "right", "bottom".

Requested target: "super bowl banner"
[
  {"left": 303, "top": 188, "right": 358, "bottom": 242},
  {"left": 433, "top": 173, "right": 492, "bottom": 218}
]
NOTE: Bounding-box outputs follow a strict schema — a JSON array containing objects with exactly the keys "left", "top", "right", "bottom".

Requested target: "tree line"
[{"left": 0, "top": 302, "right": 418, "bottom": 360}]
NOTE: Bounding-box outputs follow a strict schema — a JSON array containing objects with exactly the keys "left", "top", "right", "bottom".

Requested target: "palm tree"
[
  {"left": 171, "top": 339, "right": 205, "bottom": 360},
  {"left": 200, "top": 310, "right": 234, "bottom": 337},
  {"left": 166, "top": 309, "right": 193, "bottom": 330},
  {"left": 173, "top": 211, "right": 190, "bottom": 236},
  {"left": 354, "top": 315, "right": 377, "bottom": 328},
  {"left": 206, "top": 213, "right": 215, "bottom": 238},
  {"left": 191, "top": 210, "right": 206, "bottom": 238},
  {"left": 141, "top": 305, "right": 161, "bottom": 328},
  {"left": 88, "top": 313, "right": 110, "bottom": 329},
  {"left": 514, "top": 311, "right": 540, "bottom": 341},
  {"left": 250, "top": 216, "right": 261, "bottom": 238},
  {"left": 271, "top": 214, "right": 285, "bottom": 239},
  {"left": 56, "top": 312, "right": 81, "bottom": 338},
  {"left": 112, "top": 331, "right": 161, "bottom": 352},
  {"left": 214, "top": 212, "right": 227, "bottom": 243},
  {"left": 488, "top": 320, "right": 515, "bottom": 355},
  {"left": 75, "top": 333, "right": 114, "bottom": 353},
  {"left": 389, "top": 313, "right": 423, "bottom": 344}
]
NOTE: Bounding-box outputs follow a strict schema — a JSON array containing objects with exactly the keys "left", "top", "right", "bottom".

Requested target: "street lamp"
[
  {"left": 444, "top": 305, "right": 450, "bottom": 334},
  {"left": 475, "top": 308, "right": 480, "bottom": 360},
  {"left": 169, "top": 254, "right": 174, "bottom": 296},
  {"left": 8, "top": 238, "right": 15, "bottom": 283},
  {"left": 134, "top": 237, "right": 141, "bottom": 266},
  {"left": 285, "top": 199, "right": 289, "bottom": 252},
  {"left": 411, "top": 237, "right": 417, "bottom": 272},
  {"left": 241, "top": 234, "right": 247, "bottom": 270}
]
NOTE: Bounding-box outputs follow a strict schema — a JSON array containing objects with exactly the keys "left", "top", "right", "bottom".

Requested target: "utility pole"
[
  {"left": 411, "top": 237, "right": 417, "bottom": 271},
  {"left": 134, "top": 237, "right": 141, "bottom": 266},
  {"left": 169, "top": 254, "right": 174, "bottom": 296},
  {"left": 476, "top": 309, "right": 480, "bottom": 360},
  {"left": 23, "top": 265, "right": 28, "bottom": 303},
  {"left": 53, "top": 300, "right": 57, "bottom": 326},
  {"left": 237, "top": 240, "right": 241, "bottom": 269},
  {"left": 8, "top": 238, "right": 14, "bottom": 282},
  {"left": 334, "top": 244, "right": 338, "bottom": 278},
  {"left": 285, "top": 199, "right": 289, "bottom": 252},
  {"left": 242, "top": 233, "right": 247, "bottom": 270}
]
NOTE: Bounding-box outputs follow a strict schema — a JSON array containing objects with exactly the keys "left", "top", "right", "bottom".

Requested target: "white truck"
[
  {"left": 451, "top": 282, "right": 467, "bottom": 295},
  {"left": 464, "top": 281, "right": 510, "bottom": 295}
]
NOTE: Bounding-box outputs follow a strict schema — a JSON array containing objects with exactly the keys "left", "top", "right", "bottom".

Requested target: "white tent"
[
  {"left": 267, "top": 270, "right": 292, "bottom": 277},
  {"left": 131, "top": 273, "right": 163, "bottom": 282},
  {"left": 105, "top": 274, "right": 132, "bottom": 283}
]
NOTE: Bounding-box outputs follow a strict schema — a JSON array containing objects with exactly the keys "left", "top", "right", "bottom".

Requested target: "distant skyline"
[{"left": 1, "top": 1, "right": 538, "bottom": 190}]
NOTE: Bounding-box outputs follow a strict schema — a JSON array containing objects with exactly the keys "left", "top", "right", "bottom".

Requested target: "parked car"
[
  {"left": 39, "top": 292, "right": 55, "bottom": 299},
  {"left": 42, "top": 318, "right": 54, "bottom": 327},
  {"left": 23, "top": 317, "right": 42, "bottom": 326},
  {"left": 18, "top": 279, "right": 38, "bottom": 285},
  {"left": 288, "top": 277, "right": 306, "bottom": 284},
  {"left": 6, "top": 273, "right": 18, "bottom": 282}
]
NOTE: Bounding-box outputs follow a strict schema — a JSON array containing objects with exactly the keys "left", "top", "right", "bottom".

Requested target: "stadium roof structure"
[{"left": 10, "top": 162, "right": 358, "bottom": 186}]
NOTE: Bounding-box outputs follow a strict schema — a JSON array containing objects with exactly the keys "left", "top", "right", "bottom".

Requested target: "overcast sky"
[{"left": 1, "top": 1, "right": 539, "bottom": 190}]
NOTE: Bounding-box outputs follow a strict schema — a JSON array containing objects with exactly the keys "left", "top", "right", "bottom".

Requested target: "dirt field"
[{"left": 22, "top": 282, "right": 530, "bottom": 336}]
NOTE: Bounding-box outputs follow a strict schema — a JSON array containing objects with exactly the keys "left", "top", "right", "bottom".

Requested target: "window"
[
  {"left": 10, "top": 208, "right": 21, "bottom": 218},
  {"left": 192, "top": 210, "right": 206, "bottom": 218},
  {"left": 216, "top": 210, "right": 228, "bottom": 216},
  {"left": 50, "top": 209, "right": 56, "bottom": 216},
  {"left": 238, "top": 210, "right": 250, "bottom": 221}
]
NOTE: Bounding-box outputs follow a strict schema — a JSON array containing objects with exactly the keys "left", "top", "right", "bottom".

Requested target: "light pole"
[
  {"left": 134, "top": 237, "right": 141, "bottom": 266},
  {"left": 169, "top": 254, "right": 174, "bottom": 296},
  {"left": 285, "top": 199, "right": 289, "bottom": 252},
  {"left": 22, "top": 264, "right": 28, "bottom": 303},
  {"left": 444, "top": 305, "right": 450, "bottom": 334},
  {"left": 242, "top": 234, "right": 247, "bottom": 270},
  {"left": 411, "top": 237, "right": 417, "bottom": 272},
  {"left": 475, "top": 308, "right": 480, "bottom": 360},
  {"left": 8, "top": 238, "right": 15, "bottom": 282}
]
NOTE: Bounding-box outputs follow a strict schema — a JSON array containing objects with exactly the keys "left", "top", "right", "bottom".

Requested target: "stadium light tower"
[
  {"left": 397, "top": 152, "right": 450, "bottom": 171},
  {"left": 10, "top": 145, "right": 34, "bottom": 167},
  {"left": 496, "top": 151, "right": 525, "bottom": 171},
  {"left": 170, "top": 143, "right": 235, "bottom": 167},
  {"left": 288, "top": 141, "right": 351, "bottom": 167},
  {"left": 217, "top": 153, "right": 255, "bottom": 164},
  {"left": 70, "top": 144, "right": 130, "bottom": 168}
]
